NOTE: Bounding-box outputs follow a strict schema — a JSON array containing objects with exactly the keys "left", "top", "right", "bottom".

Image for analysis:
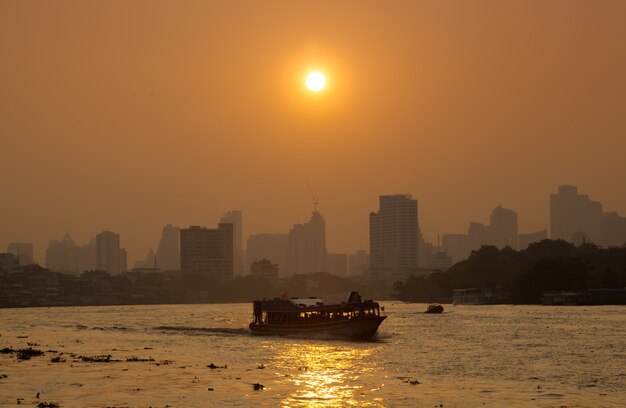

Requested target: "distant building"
[
  {"left": 490, "top": 205, "right": 518, "bottom": 249},
  {"left": 326, "top": 253, "right": 348, "bottom": 277},
  {"left": 427, "top": 252, "right": 453, "bottom": 270},
  {"left": 96, "top": 231, "right": 126, "bottom": 275},
  {"left": 247, "top": 233, "right": 288, "bottom": 277},
  {"left": 518, "top": 229, "right": 548, "bottom": 250},
  {"left": 250, "top": 258, "right": 279, "bottom": 281},
  {"left": 348, "top": 250, "right": 369, "bottom": 276},
  {"left": 79, "top": 239, "right": 97, "bottom": 272},
  {"left": 7, "top": 242, "right": 34, "bottom": 265},
  {"left": 45, "top": 233, "right": 81, "bottom": 274},
  {"left": 601, "top": 212, "right": 626, "bottom": 247},
  {"left": 180, "top": 224, "right": 234, "bottom": 282},
  {"left": 220, "top": 211, "right": 243, "bottom": 277},
  {"left": 550, "top": 185, "right": 603, "bottom": 243},
  {"left": 287, "top": 211, "right": 327, "bottom": 276},
  {"left": 441, "top": 233, "right": 471, "bottom": 265},
  {"left": 369, "top": 194, "right": 419, "bottom": 283},
  {"left": 156, "top": 224, "right": 180, "bottom": 271},
  {"left": 0, "top": 253, "right": 19, "bottom": 273},
  {"left": 133, "top": 249, "right": 156, "bottom": 269}
]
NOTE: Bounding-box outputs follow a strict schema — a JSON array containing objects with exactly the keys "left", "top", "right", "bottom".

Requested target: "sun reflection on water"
[{"left": 275, "top": 342, "right": 383, "bottom": 407}]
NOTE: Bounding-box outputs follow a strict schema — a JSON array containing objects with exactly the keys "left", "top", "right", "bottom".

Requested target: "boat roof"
[{"left": 253, "top": 291, "right": 378, "bottom": 312}]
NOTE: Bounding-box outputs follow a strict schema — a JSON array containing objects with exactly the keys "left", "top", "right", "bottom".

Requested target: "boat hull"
[{"left": 249, "top": 316, "right": 386, "bottom": 340}]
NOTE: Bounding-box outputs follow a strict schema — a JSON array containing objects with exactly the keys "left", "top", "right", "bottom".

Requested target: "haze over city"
[{"left": 2, "top": 1, "right": 626, "bottom": 265}]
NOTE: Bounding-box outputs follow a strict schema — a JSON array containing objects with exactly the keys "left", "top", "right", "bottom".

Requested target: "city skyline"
[{"left": 2, "top": 2, "right": 626, "bottom": 268}]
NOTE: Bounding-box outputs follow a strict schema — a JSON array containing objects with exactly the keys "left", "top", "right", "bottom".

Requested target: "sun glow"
[{"left": 306, "top": 72, "right": 326, "bottom": 92}]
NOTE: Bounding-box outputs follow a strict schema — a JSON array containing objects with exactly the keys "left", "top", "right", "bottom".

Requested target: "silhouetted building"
[
  {"left": 96, "top": 231, "right": 126, "bottom": 275},
  {"left": 468, "top": 222, "right": 491, "bottom": 252},
  {"left": 79, "top": 238, "right": 97, "bottom": 272},
  {"left": 45, "top": 233, "right": 80, "bottom": 274},
  {"left": 417, "top": 229, "right": 435, "bottom": 268},
  {"left": 348, "top": 250, "right": 370, "bottom": 276},
  {"left": 180, "top": 224, "right": 234, "bottom": 282},
  {"left": 0, "top": 253, "right": 19, "bottom": 273},
  {"left": 550, "top": 185, "right": 603, "bottom": 243},
  {"left": 287, "top": 211, "right": 327, "bottom": 276},
  {"left": 7, "top": 242, "right": 34, "bottom": 265},
  {"left": 250, "top": 258, "right": 279, "bottom": 281},
  {"left": 518, "top": 229, "right": 548, "bottom": 250},
  {"left": 370, "top": 194, "right": 419, "bottom": 282},
  {"left": 441, "top": 234, "right": 471, "bottom": 264},
  {"left": 156, "top": 224, "right": 180, "bottom": 271},
  {"left": 220, "top": 210, "right": 243, "bottom": 277},
  {"left": 247, "top": 233, "right": 288, "bottom": 277},
  {"left": 326, "top": 253, "right": 348, "bottom": 277},
  {"left": 427, "top": 251, "right": 453, "bottom": 270},
  {"left": 490, "top": 205, "right": 518, "bottom": 249},
  {"left": 601, "top": 212, "right": 626, "bottom": 247}
]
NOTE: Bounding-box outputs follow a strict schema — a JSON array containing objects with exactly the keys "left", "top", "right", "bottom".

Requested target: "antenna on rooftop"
[{"left": 305, "top": 179, "right": 319, "bottom": 212}]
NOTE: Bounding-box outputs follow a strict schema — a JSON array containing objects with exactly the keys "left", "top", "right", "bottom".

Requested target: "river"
[{"left": 0, "top": 303, "right": 624, "bottom": 407}]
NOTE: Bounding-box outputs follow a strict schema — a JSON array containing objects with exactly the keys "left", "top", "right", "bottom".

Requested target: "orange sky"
[{"left": 1, "top": 1, "right": 626, "bottom": 264}]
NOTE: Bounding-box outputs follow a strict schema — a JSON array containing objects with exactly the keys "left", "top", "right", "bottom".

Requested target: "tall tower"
[
  {"left": 156, "top": 224, "right": 180, "bottom": 271},
  {"left": 490, "top": 205, "right": 518, "bottom": 249},
  {"left": 96, "top": 231, "right": 125, "bottom": 275},
  {"left": 180, "top": 223, "right": 234, "bottom": 282},
  {"left": 369, "top": 194, "right": 419, "bottom": 269},
  {"left": 287, "top": 210, "right": 327, "bottom": 276},
  {"left": 220, "top": 210, "right": 243, "bottom": 277}
]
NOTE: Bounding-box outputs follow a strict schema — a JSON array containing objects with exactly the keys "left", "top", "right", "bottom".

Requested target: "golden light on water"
[{"left": 274, "top": 343, "right": 383, "bottom": 407}]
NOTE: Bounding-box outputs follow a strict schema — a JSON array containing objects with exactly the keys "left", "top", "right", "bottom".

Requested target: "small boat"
[
  {"left": 425, "top": 304, "right": 444, "bottom": 314},
  {"left": 249, "top": 291, "right": 386, "bottom": 340}
]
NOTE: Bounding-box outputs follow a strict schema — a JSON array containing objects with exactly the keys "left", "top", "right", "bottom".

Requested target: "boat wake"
[{"left": 154, "top": 326, "right": 250, "bottom": 336}]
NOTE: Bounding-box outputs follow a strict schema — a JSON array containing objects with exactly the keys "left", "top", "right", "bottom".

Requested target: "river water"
[{"left": 0, "top": 303, "right": 624, "bottom": 407}]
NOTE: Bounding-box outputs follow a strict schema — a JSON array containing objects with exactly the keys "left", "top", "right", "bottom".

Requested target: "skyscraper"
[
  {"left": 220, "top": 210, "right": 243, "bottom": 277},
  {"left": 180, "top": 223, "right": 234, "bottom": 282},
  {"left": 45, "top": 233, "right": 80, "bottom": 274},
  {"left": 550, "top": 185, "right": 603, "bottom": 243},
  {"left": 287, "top": 211, "right": 327, "bottom": 276},
  {"left": 96, "top": 231, "right": 126, "bottom": 275},
  {"left": 490, "top": 205, "right": 518, "bottom": 249},
  {"left": 370, "top": 194, "right": 419, "bottom": 268},
  {"left": 156, "top": 224, "right": 180, "bottom": 271}
]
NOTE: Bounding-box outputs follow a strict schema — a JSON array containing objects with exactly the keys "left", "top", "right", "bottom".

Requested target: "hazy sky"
[{"left": 2, "top": 1, "right": 626, "bottom": 264}]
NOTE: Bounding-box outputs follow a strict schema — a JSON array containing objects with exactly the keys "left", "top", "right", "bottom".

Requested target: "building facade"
[
  {"left": 286, "top": 211, "right": 327, "bottom": 276},
  {"left": 180, "top": 224, "right": 234, "bottom": 282}
]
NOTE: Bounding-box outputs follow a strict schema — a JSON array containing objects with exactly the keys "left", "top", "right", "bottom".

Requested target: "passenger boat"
[{"left": 249, "top": 291, "right": 386, "bottom": 340}]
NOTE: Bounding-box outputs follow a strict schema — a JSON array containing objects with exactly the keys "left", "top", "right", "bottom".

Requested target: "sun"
[{"left": 306, "top": 72, "right": 326, "bottom": 92}]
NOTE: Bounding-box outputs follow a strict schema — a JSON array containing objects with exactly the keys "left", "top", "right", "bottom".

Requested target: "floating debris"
[
  {"left": 207, "top": 388, "right": 214, "bottom": 391},
  {"left": 17, "top": 348, "right": 45, "bottom": 360},
  {"left": 126, "top": 357, "right": 155, "bottom": 362},
  {"left": 253, "top": 383, "right": 264, "bottom": 391},
  {"left": 0, "top": 374, "right": 8, "bottom": 379},
  {"left": 50, "top": 356, "right": 66, "bottom": 363},
  {"left": 79, "top": 355, "right": 117, "bottom": 363},
  {"left": 257, "top": 364, "right": 265, "bottom": 369},
  {"left": 28, "top": 342, "right": 40, "bottom": 347},
  {"left": 207, "top": 363, "right": 227, "bottom": 369},
  {"left": 36, "top": 392, "right": 40, "bottom": 398},
  {"left": 405, "top": 379, "right": 420, "bottom": 385},
  {"left": 37, "top": 402, "right": 60, "bottom": 408}
]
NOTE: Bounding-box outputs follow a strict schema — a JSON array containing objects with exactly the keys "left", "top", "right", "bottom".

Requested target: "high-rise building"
[
  {"left": 220, "top": 210, "right": 243, "bottom": 277},
  {"left": 247, "top": 233, "right": 288, "bottom": 277},
  {"left": 180, "top": 224, "right": 234, "bottom": 282},
  {"left": 518, "top": 229, "right": 548, "bottom": 250},
  {"left": 441, "top": 234, "right": 471, "bottom": 264},
  {"left": 370, "top": 194, "right": 418, "bottom": 268},
  {"left": 550, "top": 185, "right": 603, "bottom": 243},
  {"left": 45, "top": 233, "right": 80, "bottom": 274},
  {"left": 369, "top": 194, "right": 419, "bottom": 282},
  {"left": 96, "top": 231, "right": 126, "bottom": 275},
  {"left": 79, "top": 238, "right": 97, "bottom": 272},
  {"left": 0, "top": 253, "right": 19, "bottom": 272},
  {"left": 326, "top": 253, "right": 348, "bottom": 276},
  {"left": 7, "top": 242, "right": 34, "bottom": 265},
  {"left": 600, "top": 212, "right": 626, "bottom": 247},
  {"left": 156, "top": 224, "right": 180, "bottom": 271},
  {"left": 427, "top": 251, "right": 453, "bottom": 270},
  {"left": 287, "top": 211, "right": 327, "bottom": 276},
  {"left": 490, "top": 205, "right": 518, "bottom": 249}
]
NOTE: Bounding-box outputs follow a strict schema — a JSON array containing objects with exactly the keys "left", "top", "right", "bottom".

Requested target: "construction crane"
[{"left": 305, "top": 179, "right": 319, "bottom": 212}]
